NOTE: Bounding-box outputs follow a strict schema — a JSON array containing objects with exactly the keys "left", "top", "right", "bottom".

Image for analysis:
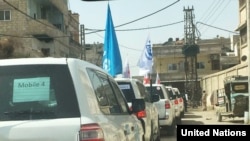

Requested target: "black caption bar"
[{"left": 177, "top": 125, "right": 250, "bottom": 141}]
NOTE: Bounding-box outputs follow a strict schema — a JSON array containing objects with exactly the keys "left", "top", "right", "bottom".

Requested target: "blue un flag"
[{"left": 102, "top": 4, "right": 122, "bottom": 77}]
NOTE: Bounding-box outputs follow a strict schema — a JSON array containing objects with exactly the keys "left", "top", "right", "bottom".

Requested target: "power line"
[
  {"left": 0, "top": 34, "right": 70, "bottom": 38},
  {"left": 115, "top": 0, "right": 180, "bottom": 28},
  {"left": 85, "top": 21, "right": 184, "bottom": 33},
  {"left": 2, "top": 0, "right": 75, "bottom": 40},
  {"left": 200, "top": 0, "right": 227, "bottom": 34},
  {"left": 3, "top": 0, "right": 59, "bottom": 30},
  {"left": 85, "top": 0, "right": 180, "bottom": 34},
  {"left": 196, "top": 22, "right": 239, "bottom": 34}
]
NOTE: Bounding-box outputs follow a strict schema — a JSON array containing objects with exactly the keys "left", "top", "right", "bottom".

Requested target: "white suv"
[
  {"left": 172, "top": 87, "right": 185, "bottom": 118},
  {"left": 115, "top": 78, "right": 160, "bottom": 141},
  {"left": 0, "top": 57, "right": 144, "bottom": 141},
  {"left": 144, "top": 84, "right": 176, "bottom": 135},
  {"left": 165, "top": 86, "right": 182, "bottom": 124}
]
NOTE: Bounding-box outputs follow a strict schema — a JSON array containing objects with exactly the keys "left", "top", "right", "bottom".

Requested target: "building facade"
[
  {"left": 200, "top": 0, "right": 250, "bottom": 109},
  {"left": 0, "top": 0, "right": 81, "bottom": 58},
  {"left": 134, "top": 36, "right": 240, "bottom": 97}
]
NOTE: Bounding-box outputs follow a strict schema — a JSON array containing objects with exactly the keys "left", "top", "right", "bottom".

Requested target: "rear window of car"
[
  {"left": 0, "top": 65, "right": 80, "bottom": 121},
  {"left": 173, "top": 88, "right": 182, "bottom": 98},
  {"left": 165, "top": 87, "right": 177, "bottom": 100},
  {"left": 117, "top": 82, "right": 136, "bottom": 102},
  {"left": 145, "top": 86, "right": 165, "bottom": 99}
]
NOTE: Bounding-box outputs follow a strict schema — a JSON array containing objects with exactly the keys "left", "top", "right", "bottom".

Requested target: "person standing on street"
[{"left": 202, "top": 90, "right": 207, "bottom": 111}]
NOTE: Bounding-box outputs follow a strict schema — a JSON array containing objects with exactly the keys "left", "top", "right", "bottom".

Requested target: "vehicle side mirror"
[
  {"left": 151, "top": 94, "right": 160, "bottom": 102},
  {"left": 131, "top": 99, "right": 145, "bottom": 113}
]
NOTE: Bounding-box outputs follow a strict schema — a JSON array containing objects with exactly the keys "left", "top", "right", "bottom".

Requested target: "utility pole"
[
  {"left": 182, "top": 6, "right": 200, "bottom": 107},
  {"left": 80, "top": 24, "right": 86, "bottom": 60}
]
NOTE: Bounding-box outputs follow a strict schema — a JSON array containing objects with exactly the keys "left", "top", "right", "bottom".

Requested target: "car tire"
[
  {"left": 176, "top": 116, "right": 182, "bottom": 125},
  {"left": 166, "top": 118, "right": 176, "bottom": 136},
  {"left": 154, "top": 119, "right": 161, "bottom": 141},
  {"left": 181, "top": 111, "right": 185, "bottom": 118}
]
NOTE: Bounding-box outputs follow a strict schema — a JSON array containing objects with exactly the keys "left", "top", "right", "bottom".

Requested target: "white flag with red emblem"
[
  {"left": 143, "top": 73, "right": 150, "bottom": 84},
  {"left": 155, "top": 73, "right": 161, "bottom": 84},
  {"left": 123, "top": 57, "right": 130, "bottom": 78}
]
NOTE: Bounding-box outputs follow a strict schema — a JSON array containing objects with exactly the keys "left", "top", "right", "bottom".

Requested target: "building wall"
[
  {"left": 152, "top": 37, "right": 238, "bottom": 82},
  {"left": 201, "top": 62, "right": 248, "bottom": 109},
  {"left": 200, "top": 0, "right": 250, "bottom": 109},
  {"left": 0, "top": 0, "right": 81, "bottom": 58}
]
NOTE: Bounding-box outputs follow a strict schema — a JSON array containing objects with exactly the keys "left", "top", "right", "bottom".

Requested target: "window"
[
  {"left": 196, "top": 62, "right": 205, "bottom": 69},
  {"left": 0, "top": 10, "right": 11, "bottom": 21},
  {"left": 87, "top": 69, "right": 129, "bottom": 115},
  {"left": 168, "top": 64, "right": 177, "bottom": 70},
  {"left": 110, "top": 79, "right": 128, "bottom": 113},
  {"left": 0, "top": 65, "right": 80, "bottom": 121},
  {"left": 136, "top": 82, "right": 151, "bottom": 102},
  {"left": 146, "top": 86, "right": 164, "bottom": 99},
  {"left": 117, "top": 82, "right": 136, "bottom": 102},
  {"left": 211, "top": 60, "right": 220, "bottom": 70}
]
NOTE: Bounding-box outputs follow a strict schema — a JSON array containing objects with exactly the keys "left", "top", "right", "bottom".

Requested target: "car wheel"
[
  {"left": 166, "top": 118, "right": 176, "bottom": 136},
  {"left": 181, "top": 111, "right": 185, "bottom": 118},
  {"left": 176, "top": 116, "right": 182, "bottom": 125},
  {"left": 154, "top": 120, "right": 161, "bottom": 141}
]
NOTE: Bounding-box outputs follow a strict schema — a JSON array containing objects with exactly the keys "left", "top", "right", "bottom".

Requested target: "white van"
[{"left": 0, "top": 58, "right": 144, "bottom": 141}]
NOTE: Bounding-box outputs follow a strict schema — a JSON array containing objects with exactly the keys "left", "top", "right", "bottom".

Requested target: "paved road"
[{"left": 160, "top": 107, "right": 245, "bottom": 141}]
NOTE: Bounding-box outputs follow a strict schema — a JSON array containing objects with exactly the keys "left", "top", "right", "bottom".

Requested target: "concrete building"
[
  {"left": 0, "top": 0, "right": 81, "bottom": 58},
  {"left": 134, "top": 36, "right": 240, "bottom": 96},
  {"left": 200, "top": 0, "right": 250, "bottom": 112},
  {"left": 85, "top": 43, "right": 103, "bottom": 67}
]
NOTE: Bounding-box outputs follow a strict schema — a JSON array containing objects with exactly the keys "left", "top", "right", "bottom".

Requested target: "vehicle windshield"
[
  {"left": 0, "top": 65, "right": 80, "bottom": 121},
  {"left": 231, "top": 83, "right": 248, "bottom": 93}
]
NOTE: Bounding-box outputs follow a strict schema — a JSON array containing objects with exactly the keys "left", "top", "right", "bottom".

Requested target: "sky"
[{"left": 68, "top": 0, "right": 239, "bottom": 76}]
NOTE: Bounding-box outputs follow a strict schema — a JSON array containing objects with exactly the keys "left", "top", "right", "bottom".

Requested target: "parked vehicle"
[
  {"left": 0, "top": 57, "right": 145, "bottom": 141},
  {"left": 172, "top": 87, "right": 185, "bottom": 118},
  {"left": 115, "top": 78, "right": 160, "bottom": 141},
  {"left": 165, "top": 86, "right": 182, "bottom": 124},
  {"left": 215, "top": 75, "right": 249, "bottom": 122},
  {"left": 145, "top": 84, "right": 176, "bottom": 135}
]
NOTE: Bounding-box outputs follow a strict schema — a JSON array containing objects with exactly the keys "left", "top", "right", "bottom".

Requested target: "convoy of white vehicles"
[
  {"left": 0, "top": 58, "right": 145, "bottom": 141},
  {"left": 0, "top": 58, "right": 187, "bottom": 141},
  {"left": 172, "top": 87, "right": 185, "bottom": 118},
  {"left": 144, "top": 84, "right": 177, "bottom": 135},
  {"left": 115, "top": 78, "right": 160, "bottom": 141}
]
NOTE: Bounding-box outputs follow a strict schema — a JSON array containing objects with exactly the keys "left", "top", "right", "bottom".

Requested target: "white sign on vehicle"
[
  {"left": 118, "top": 84, "right": 130, "bottom": 90},
  {"left": 13, "top": 77, "right": 50, "bottom": 102}
]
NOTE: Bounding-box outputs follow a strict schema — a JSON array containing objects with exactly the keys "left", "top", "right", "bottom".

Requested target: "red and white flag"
[
  {"left": 123, "top": 57, "right": 130, "bottom": 78},
  {"left": 155, "top": 73, "right": 161, "bottom": 84},
  {"left": 143, "top": 73, "right": 150, "bottom": 84}
]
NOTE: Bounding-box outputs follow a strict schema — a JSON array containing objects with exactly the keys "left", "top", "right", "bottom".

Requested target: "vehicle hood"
[{"left": 0, "top": 118, "right": 80, "bottom": 141}]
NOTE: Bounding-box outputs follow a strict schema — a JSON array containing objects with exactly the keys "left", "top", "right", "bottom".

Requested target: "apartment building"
[
  {"left": 147, "top": 36, "right": 240, "bottom": 93},
  {"left": 0, "top": 0, "right": 81, "bottom": 58}
]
